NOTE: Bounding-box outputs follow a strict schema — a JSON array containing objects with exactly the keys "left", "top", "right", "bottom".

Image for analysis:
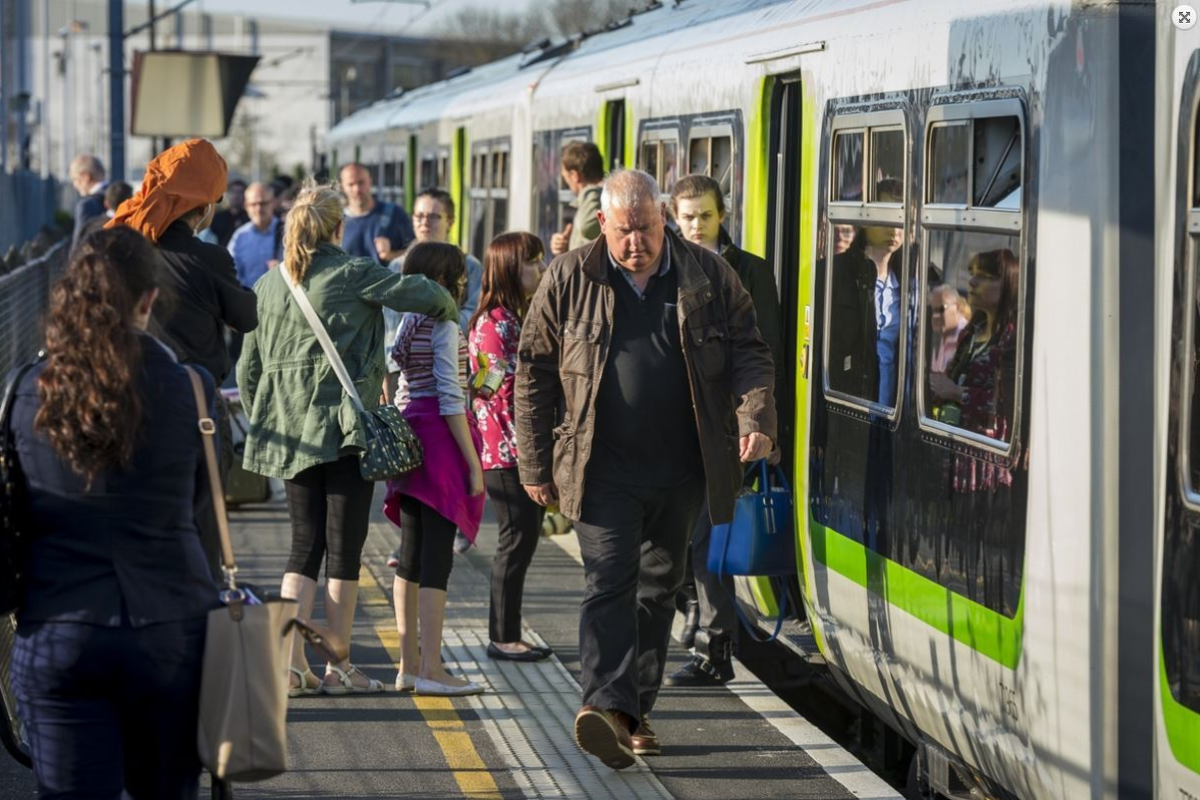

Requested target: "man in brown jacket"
[{"left": 515, "top": 169, "right": 776, "bottom": 769}]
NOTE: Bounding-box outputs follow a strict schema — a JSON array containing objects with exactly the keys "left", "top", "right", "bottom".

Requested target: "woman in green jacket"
[{"left": 238, "top": 183, "right": 457, "bottom": 695}]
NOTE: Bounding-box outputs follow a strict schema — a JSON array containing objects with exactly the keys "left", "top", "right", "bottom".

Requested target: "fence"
[
  {"left": 0, "top": 171, "right": 61, "bottom": 256},
  {"left": 0, "top": 240, "right": 65, "bottom": 767}
]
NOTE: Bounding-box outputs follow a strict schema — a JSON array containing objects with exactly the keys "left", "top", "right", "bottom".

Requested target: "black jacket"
[
  {"left": 156, "top": 220, "right": 258, "bottom": 383},
  {"left": 71, "top": 190, "right": 106, "bottom": 251},
  {"left": 719, "top": 230, "right": 784, "bottom": 391},
  {"left": 12, "top": 335, "right": 220, "bottom": 627},
  {"left": 828, "top": 246, "right": 902, "bottom": 402}
]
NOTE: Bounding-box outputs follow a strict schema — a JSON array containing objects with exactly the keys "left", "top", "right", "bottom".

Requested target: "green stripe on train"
[
  {"left": 1160, "top": 642, "right": 1200, "bottom": 775},
  {"left": 809, "top": 518, "right": 1024, "bottom": 669}
]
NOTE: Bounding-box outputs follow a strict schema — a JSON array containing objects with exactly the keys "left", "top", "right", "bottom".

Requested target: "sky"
[{"left": 128, "top": 0, "right": 545, "bottom": 34}]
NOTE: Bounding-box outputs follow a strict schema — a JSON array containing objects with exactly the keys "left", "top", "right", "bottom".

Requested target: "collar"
[
  {"left": 607, "top": 236, "right": 672, "bottom": 292},
  {"left": 137, "top": 329, "right": 178, "bottom": 362}
]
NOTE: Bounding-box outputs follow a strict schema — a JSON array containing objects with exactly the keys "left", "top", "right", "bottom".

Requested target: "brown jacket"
[{"left": 514, "top": 229, "right": 777, "bottom": 525}]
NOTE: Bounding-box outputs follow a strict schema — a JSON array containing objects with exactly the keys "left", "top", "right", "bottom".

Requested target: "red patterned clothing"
[{"left": 469, "top": 307, "right": 522, "bottom": 470}]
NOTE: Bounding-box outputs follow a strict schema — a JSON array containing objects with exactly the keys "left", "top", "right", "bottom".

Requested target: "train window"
[
  {"left": 661, "top": 141, "right": 678, "bottom": 192},
  {"left": 642, "top": 142, "right": 659, "bottom": 183},
  {"left": 928, "top": 123, "right": 970, "bottom": 205},
  {"left": 920, "top": 99, "right": 1026, "bottom": 452},
  {"left": 420, "top": 156, "right": 437, "bottom": 190},
  {"left": 466, "top": 138, "right": 511, "bottom": 259},
  {"left": 869, "top": 129, "right": 904, "bottom": 203},
  {"left": 832, "top": 130, "right": 864, "bottom": 202},
  {"left": 639, "top": 128, "right": 682, "bottom": 193},
  {"left": 688, "top": 137, "right": 709, "bottom": 174},
  {"left": 687, "top": 132, "right": 736, "bottom": 231}
]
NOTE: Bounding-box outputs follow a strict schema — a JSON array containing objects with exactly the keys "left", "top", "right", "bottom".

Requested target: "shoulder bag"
[
  {"left": 280, "top": 266, "right": 422, "bottom": 481},
  {"left": 0, "top": 355, "right": 42, "bottom": 617}
]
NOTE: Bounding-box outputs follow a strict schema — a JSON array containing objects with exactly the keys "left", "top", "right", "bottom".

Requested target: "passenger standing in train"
[
  {"left": 238, "top": 183, "right": 458, "bottom": 696},
  {"left": 468, "top": 232, "right": 552, "bottom": 663},
  {"left": 516, "top": 169, "right": 776, "bottom": 768},
  {"left": 929, "top": 284, "right": 971, "bottom": 373},
  {"left": 106, "top": 138, "right": 258, "bottom": 575},
  {"left": 383, "top": 242, "right": 487, "bottom": 696},
  {"left": 227, "top": 181, "right": 282, "bottom": 288},
  {"left": 339, "top": 162, "right": 415, "bottom": 265},
  {"left": 9, "top": 227, "right": 219, "bottom": 800},
  {"left": 549, "top": 141, "right": 605, "bottom": 256},
  {"left": 664, "top": 174, "right": 784, "bottom": 687}
]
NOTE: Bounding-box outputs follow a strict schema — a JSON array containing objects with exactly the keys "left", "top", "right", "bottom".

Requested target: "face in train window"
[
  {"left": 928, "top": 123, "right": 970, "bottom": 204},
  {"left": 826, "top": 177, "right": 906, "bottom": 408},
  {"left": 832, "top": 131, "right": 864, "bottom": 202},
  {"left": 924, "top": 231, "right": 1020, "bottom": 442}
]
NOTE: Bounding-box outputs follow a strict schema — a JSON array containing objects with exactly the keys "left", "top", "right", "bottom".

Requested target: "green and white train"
[{"left": 328, "top": 2, "right": 1189, "bottom": 797}]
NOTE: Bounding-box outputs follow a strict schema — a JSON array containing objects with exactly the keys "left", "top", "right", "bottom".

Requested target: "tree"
[
  {"left": 547, "top": 0, "right": 632, "bottom": 38},
  {"left": 431, "top": 0, "right": 638, "bottom": 59}
]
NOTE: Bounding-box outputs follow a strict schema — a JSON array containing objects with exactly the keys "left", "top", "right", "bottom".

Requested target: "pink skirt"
[{"left": 382, "top": 395, "right": 485, "bottom": 542}]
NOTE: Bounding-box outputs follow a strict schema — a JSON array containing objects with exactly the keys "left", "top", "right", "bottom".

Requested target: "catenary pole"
[
  {"left": 108, "top": 0, "right": 124, "bottom": 181},
  {"left": 40, "top": 0, "right": 50, "bottom": 179}
]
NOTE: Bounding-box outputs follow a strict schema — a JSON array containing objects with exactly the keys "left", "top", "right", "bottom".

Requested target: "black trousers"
[
  {"left": 689, "top": 497, "right": 737, "bottom": 661},
  {"left": 572, "top": 473, "right": 705, "bottom": 722},
  {"left": 394, "top": 494, "right": 457, "bottom": 591},
  {"left": 13, "top": 617, "right": 207, "bottom": 800},
  {"left": 484, "top": 468, "right": 545, "bottom": 643},
  {"left": 284, "top": 455, "right": 375, "bottom": 581}
]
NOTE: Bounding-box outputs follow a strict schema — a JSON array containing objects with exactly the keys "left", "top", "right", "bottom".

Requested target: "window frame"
[
  {"left": 822, "top": 108, "right": 909, "bottom": 421},
  {"left": 1179, "top": 85, "right": 1200, "bottom": 508},
  {"left": 466, "top": 137, "right": 512, "bottom": 259},
  {"left": 638, "top": 121, "right": 682, "bottom": 193},
  {"left": 687, "top": 118, "right": 739, "bottom": 236},
  {"left": 916, "top": 96, "right": 1027, "bottom": 458}
]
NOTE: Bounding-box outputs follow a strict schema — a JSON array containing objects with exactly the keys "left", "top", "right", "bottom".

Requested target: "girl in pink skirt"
[{"left": 382, "top": 242, "right": 486, "bottom": 696}]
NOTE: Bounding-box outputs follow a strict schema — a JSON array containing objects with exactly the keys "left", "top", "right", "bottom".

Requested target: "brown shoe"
[
  {"left": 631, "top": 716, "right": 660, "bottom": 756},
  {"left": 573, "top": 706, "right": 635, "bottom": 770}
]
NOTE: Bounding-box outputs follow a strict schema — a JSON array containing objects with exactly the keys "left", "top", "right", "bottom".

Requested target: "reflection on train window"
[
  {"left": 688, "top": 133, "right": 736, "bottom": 232},
  {"left": 928, "top": 123, "right": 970, "bottom": 204},
  {"left": 923, "top": 230, "right": 1020, "bottom": 444},
  {"left": 639, "top": 134, "right": 680, "bottom": 193},
  {"left": 641, "top": 142, "right": 658, "bottom": 184},
  {"left": 827, "top": 222, "right": 904, "bottom": 407},
  {"left": 869, "top": 129, "right": 904, "bottom": 202},
  {"left": 832, "top": 130, "right": 864, "bottom": 202},
  {"left": 467, "top": 140, "right": 510, "bottom": 260},
  {"left": 973, "top": 115, "right": 1022, "bottom": 208},
  {"left": 420, "top": 157, "right": 437, "bottom": 190}
]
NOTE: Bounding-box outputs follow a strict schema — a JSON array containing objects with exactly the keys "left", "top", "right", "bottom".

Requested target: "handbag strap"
[
  {"left": 280, "top": 266, "right": 366, "bottom": 414},
  {"left": 184, "top": 367, "right": 238, "bottom": 591}
]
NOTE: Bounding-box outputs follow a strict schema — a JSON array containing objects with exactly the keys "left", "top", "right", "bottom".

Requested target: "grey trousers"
[{"left": 690, "top": 498, "right": 737, "bottom": 662}]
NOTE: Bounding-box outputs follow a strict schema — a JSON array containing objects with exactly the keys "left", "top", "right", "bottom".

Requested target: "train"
[{"left": 326, "top": 2, "right": 1185, "bottom": 798}]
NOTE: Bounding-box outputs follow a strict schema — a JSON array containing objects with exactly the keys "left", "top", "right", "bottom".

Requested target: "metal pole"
[
  {"left": 1, "top": 0, "right": 9, "bottom": 174},
  {"left": 40, "top": 0, "right": 50, "bottom": 179},
  {"left": 108, "top": 0, "right": 124, "bottom": 181},
  {"left": 148, "top": 0, "right": 155, "bottom": 155},
  {"left": 61, "top": 27, "right": 73, "bottom": 179}
]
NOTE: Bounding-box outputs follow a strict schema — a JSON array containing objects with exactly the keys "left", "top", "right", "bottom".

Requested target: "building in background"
[{"left": 0, "top": 0, "right": 500, "bottom": 185}]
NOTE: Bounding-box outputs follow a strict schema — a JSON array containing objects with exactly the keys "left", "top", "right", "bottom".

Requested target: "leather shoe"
[
  {"left": 574, "top": 706, "right": 635, "bottom": 770},
  {"left": 631, "top": 716, "right": 660, "bottom": 756},
  {"left": 663, "top": 655, "right": 734, "bottom": 687},
  {"left": 487, "top": 642, "right": 549, "bottom": 662}
]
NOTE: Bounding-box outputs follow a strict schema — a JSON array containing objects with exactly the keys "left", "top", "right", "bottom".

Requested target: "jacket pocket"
[
  {"left": 561, "top": 317, "right": 601, "bottom": 377},
  {"left": 689, "top": 323, "right": 728, "bottom": 380}
]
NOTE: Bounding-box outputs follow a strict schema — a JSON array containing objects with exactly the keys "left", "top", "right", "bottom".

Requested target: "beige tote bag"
[{"left": 186, "top": 368, "right": 297, "bottom": 782}]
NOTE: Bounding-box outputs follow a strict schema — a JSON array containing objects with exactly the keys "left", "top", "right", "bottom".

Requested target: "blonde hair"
[{"left": 283, "top": 181, "right": 345, "bottom": 283}]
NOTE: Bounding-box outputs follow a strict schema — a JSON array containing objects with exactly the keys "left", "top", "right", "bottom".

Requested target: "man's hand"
[
  {"left": 739, "top": 432, "right": 773, "bottom": 463},
  {"left": 374, "top": 235, "right": 393, "bottom": 261},
  {"left": 524, "top": 481, "right": 559, "bottom": 507},
  {"left": 549, "top": 223, "right": 572, "bottom": 256}
]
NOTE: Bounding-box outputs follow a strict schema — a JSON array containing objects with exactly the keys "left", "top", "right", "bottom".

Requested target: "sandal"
[
  {"left": 288, "top": 667, "right": 321, "bottom": 698},
  {"left": 321, "top": 664, "right": 385, "bottom": 695}
]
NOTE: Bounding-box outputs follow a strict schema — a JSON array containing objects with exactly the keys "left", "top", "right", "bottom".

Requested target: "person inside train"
[
  {"left": 832, "top": 223, "right": 856, "bottom": 256},
  {"left": 929, "top": 248, "right": 1019, "bottom": 440},
  {"left": 467, "top": 231, "right": 553, "bottom": 663},
  {"left": 9, "top": 226, "right": 219, "bottom": 799},
  {"left": 339, "top": 162, "right": 415, "bottom": 265},
  {"left": 549, "top": 141, "right": 605, "bottom": 256},
  {"left": 664, "top": 174, "right": 784, "bottom": 687},
  {"left": 383, "top": 242, "right": 487, "bottom": 696},
  {"left": 827, "top": 178, "right": 905, "bottom": 406},
  {"left": 237, "top": 182, "right": 458, "bottom": 696},
  {"left": 929, "top": 283, "right": 971, "bottom": 373}
]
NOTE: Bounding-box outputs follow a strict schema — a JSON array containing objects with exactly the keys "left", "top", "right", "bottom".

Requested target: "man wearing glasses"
[{"left": 227, "top": 182, "right": 281, "bottom": 289}]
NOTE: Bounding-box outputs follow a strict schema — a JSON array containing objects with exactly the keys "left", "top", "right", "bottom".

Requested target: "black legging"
[
  {"left": 284, "top": 455, "right": 374, "bottom": 581},
  {"left": 394, "top": 494, "right": 457, "bottom": 591},
  {"left": 485, "top": 468, "right": 545, "bottom": 643}
]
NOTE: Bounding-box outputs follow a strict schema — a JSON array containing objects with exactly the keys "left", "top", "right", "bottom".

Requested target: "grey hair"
[
  {"left": 70, "top": 154, "right": 106, "bottom": 180},
  {"left": 600, "top": 169, "right": 663, "bottom": 215}
]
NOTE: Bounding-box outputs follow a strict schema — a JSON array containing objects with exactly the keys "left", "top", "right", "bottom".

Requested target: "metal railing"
[{"left": 0, "top": 172, "right": 61, "bottom": 256}]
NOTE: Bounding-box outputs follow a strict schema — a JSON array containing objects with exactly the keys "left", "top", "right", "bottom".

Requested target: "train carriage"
[{"left": 327, "top": 2, "right": 1173, "bottom": 798}]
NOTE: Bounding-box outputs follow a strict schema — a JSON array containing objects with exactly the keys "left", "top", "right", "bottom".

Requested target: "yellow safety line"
[{"left": 368, "top": 567, "right": 502, "bottom": 799}]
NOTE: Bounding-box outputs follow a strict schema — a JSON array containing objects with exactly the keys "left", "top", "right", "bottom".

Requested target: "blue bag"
[{"left": 707, "top": 460, "right": 796, "bottom": 578}]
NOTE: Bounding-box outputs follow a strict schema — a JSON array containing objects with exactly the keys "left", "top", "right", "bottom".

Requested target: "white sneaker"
[
  {"left": 395, "top": 672, "right": 417, "bottom": 692},
  {"left": 414, "top": 676, "right": 485, "bottom": 696}
]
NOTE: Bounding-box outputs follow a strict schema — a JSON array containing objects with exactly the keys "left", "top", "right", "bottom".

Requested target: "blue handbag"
[{"left": 707, "top": 460, "right": 797, "bottom": 578}]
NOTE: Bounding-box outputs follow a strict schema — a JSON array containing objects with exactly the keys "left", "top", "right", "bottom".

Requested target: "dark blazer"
[
  {"left": 718, "top": 230, "right": 784, "bottom": 392},
  {"left": 156, "top": 219, "right": 259, "bottom": 384},
  {"left": 12, "top": 334, "right": 220, "bottom": 627},
  {"left": 71, "top": 190, "right": 106, "bottom": 250}
]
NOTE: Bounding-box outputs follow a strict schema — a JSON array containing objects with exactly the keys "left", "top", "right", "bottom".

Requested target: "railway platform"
[{"left": 1, "top": 491, "right": 902, "bottom": 800}]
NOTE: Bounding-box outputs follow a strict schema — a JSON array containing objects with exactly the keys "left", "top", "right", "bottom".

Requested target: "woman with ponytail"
[
  {"left": 238, "top": 181, "right": 458, "bottom": 695},
  {"left": 9, "top": 227, "right": 220, "bottom": 798}
]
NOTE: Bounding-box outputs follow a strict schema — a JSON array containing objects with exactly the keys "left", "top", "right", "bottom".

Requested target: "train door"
[{"left": 601, "top": 99, "right": 626, "bottom": 172}]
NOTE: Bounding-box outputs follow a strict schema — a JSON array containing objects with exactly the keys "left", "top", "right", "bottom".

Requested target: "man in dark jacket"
[
  {"left": 516, "top": 169, "right": 776, "bottom": 769},
  {"left": 665, "top": 174, "right": 785, "bottom": 686},
  {"left": 69, "top": 154, "right": 108, "bottom": 250}
]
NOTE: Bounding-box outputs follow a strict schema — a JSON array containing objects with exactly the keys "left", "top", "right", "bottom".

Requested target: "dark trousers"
[
  {"left": 572, "top": 474, "right": 705, "bottom": 722},
  {"left": 689, "top": 497, "right": 736, "bottom": 662},
  {"left": 285, "top": 455, "right": 374, "bottom": 581},
  {"left": 12, "top": 617, "right": 207, "bottom": 800},
  {"left": 484, "top": 468, "right": 545, "bottom": 643},
  {"left": 394, "top": 494, "right": 457, "bottom": 591}
]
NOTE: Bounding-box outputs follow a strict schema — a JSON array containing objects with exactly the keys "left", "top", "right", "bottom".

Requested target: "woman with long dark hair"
[
  {"left": 468, "top": 232, "right": 552, "bottom": 662},
  {"left": 9, "top": 227, "right": 219, "bottom": 798}
]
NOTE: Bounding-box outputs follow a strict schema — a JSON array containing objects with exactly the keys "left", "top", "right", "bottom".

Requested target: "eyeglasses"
[
  {"left": 246, "top": 201, "right": 272, "bottom": 208},
  {"left": 413, "top": 213, "right": 444, "bottom": 223}
]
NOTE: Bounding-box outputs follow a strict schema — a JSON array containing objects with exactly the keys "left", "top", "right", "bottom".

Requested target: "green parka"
[{"left": 237, "top": 242, "right": 457, "bottom": 479}]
